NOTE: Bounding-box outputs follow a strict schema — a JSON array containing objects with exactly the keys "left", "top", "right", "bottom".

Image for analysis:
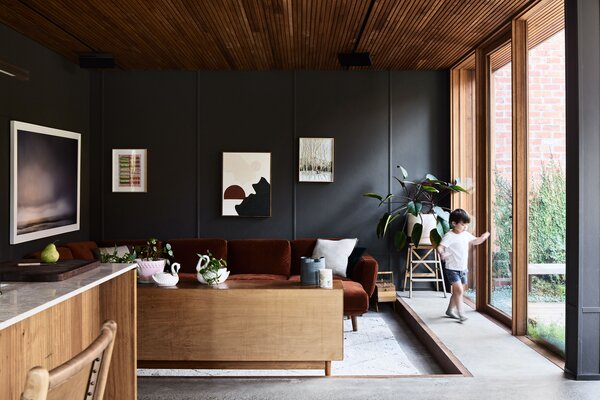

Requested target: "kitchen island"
[{"left": 0, "top": 263, "right": 137, "bottom": 399}]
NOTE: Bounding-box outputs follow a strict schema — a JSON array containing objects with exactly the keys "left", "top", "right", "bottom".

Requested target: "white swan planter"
[
  {"left": 196, "top": 254, "right": 230, "bottom": 285},
  {"left": 152, "top": 262, "right": 181, "bottom": 287}
]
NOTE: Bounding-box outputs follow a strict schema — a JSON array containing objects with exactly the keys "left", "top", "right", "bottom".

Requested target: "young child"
[{"left": 437, "top": 209, "right": 489, "bottom": 322}]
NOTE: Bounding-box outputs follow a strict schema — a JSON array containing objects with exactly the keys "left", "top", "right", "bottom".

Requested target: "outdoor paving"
[{"left": 529, "top": 302, "right": 565, "bottom": 324}]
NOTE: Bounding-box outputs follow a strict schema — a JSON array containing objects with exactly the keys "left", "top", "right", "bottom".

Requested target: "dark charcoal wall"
[
  {"left": 95, "top": 70, "right": 449, "bottom": 280},
  {"left": 0, "top": 24, "right": 90, "bottom": 260},
  {"left": 565, "top": 0, "right": 600, "bottom": 380}
]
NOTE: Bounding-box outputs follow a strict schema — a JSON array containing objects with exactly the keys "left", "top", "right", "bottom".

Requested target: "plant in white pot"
[
  {"left": 364, "top": 165, "right": 466, "bottom": 249},
  {"left": 134, "top": 238, "right": 175, "bottom": 283},
  {"left": 196, "top": 251, "right": 229, "bottom": 285}
]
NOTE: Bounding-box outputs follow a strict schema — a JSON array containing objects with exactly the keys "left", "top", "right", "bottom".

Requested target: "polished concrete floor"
[{"left": 138, "top": 291, "right": 600, "bottom": 400}]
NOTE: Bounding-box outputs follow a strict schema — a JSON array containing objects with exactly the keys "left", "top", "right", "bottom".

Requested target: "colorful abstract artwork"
[
  {"left": 223, "top": 152, "right": 271, "bottom": 217},
  {"left": 112, "top": 149, "right": 147, "bottom": 192},
  {"left": 10, "top": 121, "right": 81, "bottom": 244}
]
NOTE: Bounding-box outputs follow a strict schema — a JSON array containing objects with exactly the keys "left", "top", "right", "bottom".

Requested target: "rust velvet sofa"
[{"left": 29, "top": 238, "right": 378, "bottom": 331}]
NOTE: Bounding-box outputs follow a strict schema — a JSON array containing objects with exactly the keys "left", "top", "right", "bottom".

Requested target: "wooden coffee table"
[{"left": 138, "top": 279, "right": 343, "bottom": 376}]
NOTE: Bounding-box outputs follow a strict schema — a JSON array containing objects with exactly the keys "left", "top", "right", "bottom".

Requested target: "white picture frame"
[
  {"left": 299, "top": 137, "right": 334, "bottom": 183},
  {"left": 112, "top": 149, "right": 147, "bottom": 192},
  {"left": 10, "top": 121, "right": 81, "bottom": 244}
]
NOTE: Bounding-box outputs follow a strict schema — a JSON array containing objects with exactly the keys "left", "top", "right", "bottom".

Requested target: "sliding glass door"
[
  {"left": 526, "top": 19, "right": 566, "bottom": 356},
  {"left": 488, "top": 41, "right": 513, "bottom": 318}
]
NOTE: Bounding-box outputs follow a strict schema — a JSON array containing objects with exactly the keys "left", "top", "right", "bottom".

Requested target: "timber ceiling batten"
[{"left": 0, "top": 0, "right": 537, "bottom": 70}]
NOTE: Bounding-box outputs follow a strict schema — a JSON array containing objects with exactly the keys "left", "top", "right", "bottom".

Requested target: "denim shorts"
[{"left": 445, "top": 269, "right": 467, "bottom": 285}]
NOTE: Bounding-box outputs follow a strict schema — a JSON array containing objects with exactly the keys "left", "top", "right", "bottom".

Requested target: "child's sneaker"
[
  {"left": 445, "top": 309, "right": 459, "bottom": 319},
  {"left": 458, "top": 313, "right": 469, "bottom": 322}
]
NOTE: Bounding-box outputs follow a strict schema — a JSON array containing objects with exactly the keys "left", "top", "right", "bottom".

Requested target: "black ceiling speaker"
[
  {"left": 79, "top": 53, "right": 115, "bottom": 69},
  {"left": 338, "top": 52, "right": 372, "bottom": 67}
]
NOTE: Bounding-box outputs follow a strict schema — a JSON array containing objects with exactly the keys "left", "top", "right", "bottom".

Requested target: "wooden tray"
[{"left": 0, "top": 259, "right": 100, "bottom": 282}]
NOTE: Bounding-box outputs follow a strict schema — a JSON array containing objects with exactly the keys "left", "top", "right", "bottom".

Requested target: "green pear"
[{"left": 41, "top": 243, "right": 59, "bottom": 263}]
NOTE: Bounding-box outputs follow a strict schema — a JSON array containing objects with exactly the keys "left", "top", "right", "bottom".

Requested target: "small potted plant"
[
  {"left": 134, "top": 238, "right": 175, "bottom": 283},
  {"left": 196, "top": 250, "right": 229, "bottom": 285},
  {"left": 364, "top": 165, "right": 466, "bottom": 249}
]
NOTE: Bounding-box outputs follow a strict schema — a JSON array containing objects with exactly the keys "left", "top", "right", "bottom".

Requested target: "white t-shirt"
[{"left": 440, "top": 230, "right": 476, "bottom": 271}]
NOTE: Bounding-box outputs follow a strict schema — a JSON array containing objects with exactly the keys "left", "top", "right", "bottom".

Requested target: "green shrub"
[
  {"left": 528, "top": 319, "right": 565, "bottom": 357},
  {"left": 492, "top": 162, "right": 565, "bottom": 269},
  {"left": 492, "top": 171, "right": 513, "bottom": 278},
  {"left": 528, "top": 163, "right": 566, "bottom": 264}
]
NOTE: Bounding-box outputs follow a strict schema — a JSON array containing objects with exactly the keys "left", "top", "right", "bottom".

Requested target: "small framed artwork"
[
  {"left": 10, "top": 121, "right": 81, "bottom": 244},
  {"left": 299, "top": 137, "right": 334, "bottom": 182},
  {"left": 112, "top": 149, "right": 147, "bottom": 192},
  {"left": 222, "top": 152, "right": 271, "bottom": 217}
]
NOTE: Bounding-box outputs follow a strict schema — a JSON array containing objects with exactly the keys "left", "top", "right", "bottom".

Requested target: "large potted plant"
[
  {"left": 134, "top": 238, "right": 175, "bottom": 283},
  {"left": 364, "top": 165, "right": 466, "bottom": 249}
]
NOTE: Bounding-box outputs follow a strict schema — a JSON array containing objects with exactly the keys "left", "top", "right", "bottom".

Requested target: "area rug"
[{"left": 137, "top": 317, "right": 420, "bottom": 377}]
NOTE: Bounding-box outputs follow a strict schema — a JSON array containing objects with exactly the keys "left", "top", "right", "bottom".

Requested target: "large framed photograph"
[
  {"left": 112, "top": 149, "right": 147, "bottom": 192},
  {"left": 10, "top": 121, "right": 81, "bottom": 244},
  {"left": 299, "top": 137, "right": 334, "bottom": 182},
  {"left": 222, "top": 152, "right": 271, "bottom": 217}
]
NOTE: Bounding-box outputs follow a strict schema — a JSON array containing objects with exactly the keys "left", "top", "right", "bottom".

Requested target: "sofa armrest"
[{"left": 350, "top": 254, "right": 378, "bottom": 297}]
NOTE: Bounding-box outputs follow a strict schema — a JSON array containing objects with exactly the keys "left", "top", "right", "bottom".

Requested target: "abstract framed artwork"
[
  {"left": 10, "top": 121, "right": 81, "bottom": 244},
  {"left": 299, "top": 137, "right": 334, "bottom": 182},
  {"left": 112, "top": 149, "right": 147, "bottom": 193},
  {"left": 222, "top": 152, "right": 271, "bottom": 217}
]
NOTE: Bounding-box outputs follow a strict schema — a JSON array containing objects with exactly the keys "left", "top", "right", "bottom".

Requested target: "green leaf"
[
  {"left": 425, "top": 173, "right": 438, "bottom": 181},
  {"left": 394, "top": 176, "right": 406, "bottom": 188},
  {"left": 394, "top": 231, "right": 407, "bottom": 251},
  {"left": 376, "top": 213, "right": 389, "bottom": 238},
  {"left": 398, "top": 165, "right": 408, "bottom": 179},
  {"left": 364, "top": 192, "right": 383, "bottom": 201},
  {"left": 411, "top": 223, "right": 423, "bottom": 248},
  {"left": 382, "top": 213, "right": 400, "bottom": 237},
  {"left": 422, "top": 185, "right": 439, "bottom": 193},
  {"left": 379, "top": 193, "right": 394, "bottom": 206},
  {"left": 433, "top": 206, "right": 450, "bottom": 221},
  {"left": 414, "top": 201, "right": 423, "bottom": 215},
  {"left": 376, "top": 213, "right": 398, "bottom": 238},
  {"left": 407, "top": 201, "right": 417, "bottom": 217},
  {"left": 430, "top": 229, "right": 442, "bottom": 248},
  {"left": 451, "top": 185, "right": 467, "bottom": 192},
  {"left": 436, "top": 221, "right": 445, "bottom": 237},
  {"left": 437, "top": 216, "right": 450, "bottom": 233}
]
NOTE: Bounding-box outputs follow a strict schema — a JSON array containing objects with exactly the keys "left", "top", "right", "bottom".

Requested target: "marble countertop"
[{"left": 0, "top": 263, "right": 136, "bottom": 330}]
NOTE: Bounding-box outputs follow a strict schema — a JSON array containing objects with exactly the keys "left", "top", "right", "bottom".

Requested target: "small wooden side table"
[
  {"left": 373, "top": 271, "right": 396, "bottom": 312},
  {"left": 403, "top": 244, "right": 447, "bottom": 298}
]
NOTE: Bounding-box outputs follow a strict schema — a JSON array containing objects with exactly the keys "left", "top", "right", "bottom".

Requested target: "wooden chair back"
[{"left": 21, "top": 320, "right": 117, "bottom": 400}]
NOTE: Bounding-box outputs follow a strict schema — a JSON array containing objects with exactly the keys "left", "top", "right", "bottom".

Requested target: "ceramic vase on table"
[
  {"left": 136, "top": 259, "right": 166, "bottom": 283},
  {"left": 196, "top": 254, "right": 230, "bottom": 285},
  {"left": 152, "top": 263, "right": 181, "bottom": 287}
]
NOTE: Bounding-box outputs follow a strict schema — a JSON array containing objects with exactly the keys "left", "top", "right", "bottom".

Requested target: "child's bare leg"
[
  {"left": 445, "top": 282, "right": 460, "bottom": 318},
  {"left": 451, "top": 281, "right": 464, "bottom": 313}
]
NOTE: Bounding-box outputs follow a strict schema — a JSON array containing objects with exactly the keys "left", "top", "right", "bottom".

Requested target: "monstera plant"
[{"left": 364, "top": 165, "right": 466, "bottom": 249}]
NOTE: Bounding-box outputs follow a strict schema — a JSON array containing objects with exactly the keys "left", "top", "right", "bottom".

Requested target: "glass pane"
[
  {"left": 526, "top": 29, "right": 566, "bottom": 357},
  {"left": 489, "top": 42, "right": 513, "bottom": 316}
]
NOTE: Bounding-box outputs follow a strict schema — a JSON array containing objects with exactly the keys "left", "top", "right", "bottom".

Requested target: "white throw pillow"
[{"left": 312, "top": 238, "right": 358, "bottom": 278}]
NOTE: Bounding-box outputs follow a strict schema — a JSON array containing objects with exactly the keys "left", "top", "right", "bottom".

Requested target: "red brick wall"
[{"left": 492, "top": 30, "right": 565, "bottom": 181}]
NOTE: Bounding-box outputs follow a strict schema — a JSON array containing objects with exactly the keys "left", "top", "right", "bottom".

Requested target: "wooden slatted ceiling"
[
  {"left": 0, "top": 0, "right": 544, "bottom": 70},
  {"left": 486, "top": 0, "right": 563, "bottom": 71}
]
